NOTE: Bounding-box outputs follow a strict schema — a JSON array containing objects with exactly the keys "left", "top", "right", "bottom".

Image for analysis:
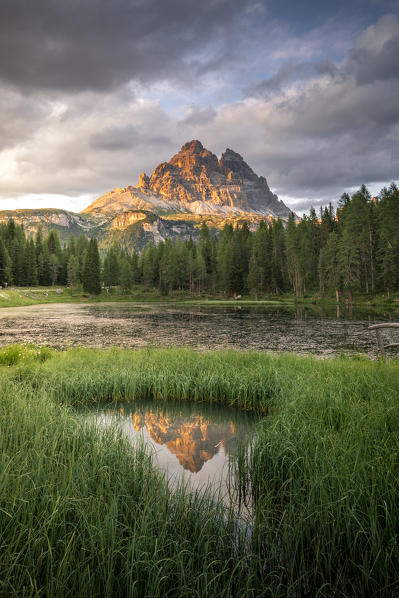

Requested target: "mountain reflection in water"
[
  {"left": 131, "top": 410, "right": 238, "bottom": 473},
  {"left": 93, "top": 401, "right": 257, "bottom": 504}
]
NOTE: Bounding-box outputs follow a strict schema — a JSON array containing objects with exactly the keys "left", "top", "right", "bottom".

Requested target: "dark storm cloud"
[
  {"left": 0, "top": 0, "right": 252, "bottom": 92},
  {"left": 0, "top": 5, "right": 398, "bottom": 211},
  {"left": 0, "top": 89, "right": 50, "bottom": 150},
  {"left": 180, "top": 106, "right": 217, "bottom": 127},
  {"left": 237, "top": 13, "right": 399, "bottom": 200},
  {"left": 89, "top": 124, "right": 170, "bottom": 151},
  {"left": 246, "top": 60, "right": 338, "bottom": 97},
  {"left": 89, "top": 125, "right": 140, "bottom": 151},
  {"left": 246, "top": 14, "right": 399, "bottom": 99},
  {"left": 349, "top": 16, "right": 399, "bottom": 84}
]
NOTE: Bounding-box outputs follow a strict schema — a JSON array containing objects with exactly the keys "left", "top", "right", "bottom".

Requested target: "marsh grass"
[
  {"left": 0, "top": 379, "right": 255, "bottom": 597},
  {"left": 1, "top": 346, "right": 398, "bottom": 596}
]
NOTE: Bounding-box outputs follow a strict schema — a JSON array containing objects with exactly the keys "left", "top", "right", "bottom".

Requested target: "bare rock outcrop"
[{"left": 83, "top": 140, "right": 293, "bottom": 219}]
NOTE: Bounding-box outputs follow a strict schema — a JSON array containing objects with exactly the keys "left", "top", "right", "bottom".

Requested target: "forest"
[{"left": 0, "top": 183, "right": 398, "bottom": 299}]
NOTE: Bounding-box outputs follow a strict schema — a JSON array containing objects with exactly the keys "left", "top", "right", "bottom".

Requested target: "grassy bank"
[
  {"left": 0, "top": 380, "right": 253, "bottom": 597},
  {"left": 1, "top": 346, "right": 398, "bottom": 596},
  {"left": 0, "top": 286, "right": 169, "bottom": 308}
]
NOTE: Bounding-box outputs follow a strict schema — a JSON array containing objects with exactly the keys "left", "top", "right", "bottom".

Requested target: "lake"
[
  {"left": 89, "top": 399, "right": 257, "bottom": 512},
  {"left": 0, "top": 301, "right": 398, "bottom": 356}
]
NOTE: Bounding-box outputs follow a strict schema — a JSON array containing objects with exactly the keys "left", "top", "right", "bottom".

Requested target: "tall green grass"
[
  {"left": 0, "top": 379, "right": 257, "bottom": 597},
  {"left": 1, "top": 345, "right": 398, "bottom": 596},
  {"left": 236, "top": 355, "right": 399, "bottom": 596}
]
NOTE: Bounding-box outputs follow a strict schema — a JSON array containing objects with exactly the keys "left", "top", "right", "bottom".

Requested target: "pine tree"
[
  {"left": 76, "top": 235, "right": 89, "bottom": 281},
  {"left": 35, "top": 227, "right": 44, "bottom": 261},
  {"left": 119, "top": 257, "right": 133, "bottom": 293},
  {"left": 194, "top": 249, "right": 206, "bottom": 293},
  {"left": 47, "top": 230, "right": 62, "bottom": 257},
  {"left": 67, "top": 254, "right": 80, "bottom": 288},
  {"left": 247, "top": 247, "right": 260, "bottom": 298},
  {"left": 286, "top": 214, "right": 303, "bottom": 297},
  {"left": 25, "top": 239, "right": 38, "bottom": 286},
  {"left": 131, "top": 252, "right": 141, "bottom": 284},
  {"left": 141, "top": 242, "right": 158, "bottom": 287},
  {"left": 0, "top": 239, "right": 12, "bottom": 286},
  {"left": 376, "top": 184, "right": 399, "bottom": 295},
  {"left": 229, "top": 231, "right": 245, "bottom": 296},
  {"left": 38, "top": 245, "right": 52, "bottom": 286},
  {"left": 318, "top": 232, "right": 340, "bottom": 299},
  {"left": 12, "top": 236, "right": 26, "bottom": 286},
  {"left": 49, "top": 254, "right": 60, "bottom": 286},
  {"left": 83, "top": 238, "right": 101, "bottom": 294},
  {"left": 270, "top": 220, "right": 286, "bottom": 294},
  {"left": 217, "top": 224, "right": 234, "bottom": 294}
]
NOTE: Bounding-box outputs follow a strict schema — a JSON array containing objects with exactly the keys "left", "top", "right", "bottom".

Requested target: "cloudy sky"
[{"left": 0, "top": 0, "right": 398, "bottom": 213}]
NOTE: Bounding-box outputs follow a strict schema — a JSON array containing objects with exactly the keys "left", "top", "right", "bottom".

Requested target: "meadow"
[{"left": 0, "top": 345, "right": 398, "bottom": 596}]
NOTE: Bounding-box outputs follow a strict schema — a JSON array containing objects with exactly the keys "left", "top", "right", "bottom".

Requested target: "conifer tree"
[
  {"left": 270, "top": 219, "right": 286, "bottom": 294},
  {"left": 286, "top": 214, "right": 303, "bottom": 297},
  {"left": 141, "top": 242, "right": 158, "bottom": 287},
  {"left": 119, "top": 257, "right": 133, "bottom": 293},
  {"left": 25, "top": 239, "right": 38, "bottom": 286},
  {"left": 0, "top": 239, "right": 12, "bottom": 286},
  {"left": 217, "top": 224, "right": 234, "bottom": 294},
  {"left": 76, "top": 235, "right": 89, "bottom": 281},
  {"left": 247, "top": 247, "right": 260, "bottom": 298},
  {"left": 67, "top": 254, "right": 80, "bottom": 288},
  {"left": 131, "top": 252, "right": 141, "bottom": 284},
  {"left": 83, "top": 238, "right": 101, "bottom": 294},
  {"left": 38, "top": 245, "right": 51, "bottom": 286},
  {"left": 35, "top": 227, "right": 44, "bottom": 261}
]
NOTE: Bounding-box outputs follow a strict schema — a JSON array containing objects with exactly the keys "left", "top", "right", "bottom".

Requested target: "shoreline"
[{"left": 1, "top": 284, "right": 398, "bottom": 313}]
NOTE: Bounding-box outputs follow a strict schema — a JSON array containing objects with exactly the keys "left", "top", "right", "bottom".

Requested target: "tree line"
[
  {"left": 0, "top": 183, "right": 398, "bottom": 299},
  {"left": 0, "top": 223, "right": 101, "bottom": 294}
]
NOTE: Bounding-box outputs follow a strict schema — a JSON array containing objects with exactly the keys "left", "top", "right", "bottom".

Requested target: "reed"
[
  {"left": 0, "top": 378, "right": 257, "bottom": 597},
  {"left": 1, "top": 345, "right": 398, "bottom": 595}
]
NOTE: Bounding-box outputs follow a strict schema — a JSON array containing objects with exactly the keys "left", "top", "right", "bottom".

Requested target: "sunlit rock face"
[
  {"left": 110, "top": 210, "right": 148, "bottom": 229},
  {"left": 0, "top": 141, "right": 292, "bottom": 250},
  {"left": 132, "top": 411, "right": 238, "bottom": 473},
  {"left": 83, "top": 140, "right": 292, "bottom": 219}
]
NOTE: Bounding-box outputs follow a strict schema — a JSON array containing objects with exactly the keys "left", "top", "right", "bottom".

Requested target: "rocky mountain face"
[
  {"left": 0, "top": 209, "right": 92, "bottom": 241},
  {"left": 84, "top": 140, "right": 292, "bottom": 219},
  {"left": 0, "top": 141, "right": 292, "bottom": 250}
]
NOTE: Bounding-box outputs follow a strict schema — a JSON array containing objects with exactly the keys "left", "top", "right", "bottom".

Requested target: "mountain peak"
[
  {"left": 168, "top": 140, "right": 219, "bottom": 173},
  {"left": 221, "top": 148, "right": 244, "bottom": 161},
  {"left": 84, "top": 140, "right": 292, "bottom": 220},
  {"left": 179, "top": 140, "right": 205, "bottom": 154},
  {"left": 219, "top": 147, "right": 257, "bottom": 181},
  {"left": 137, "top": 172, "right": 150, "bottom": 191}
]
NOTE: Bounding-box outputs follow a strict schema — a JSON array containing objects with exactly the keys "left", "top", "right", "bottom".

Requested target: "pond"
[
  {"left": 0, "top": 301, "right": 398, "bottom": 356},
  {"left": 88, "top": 399, "right": 258, "bottom": 511}
]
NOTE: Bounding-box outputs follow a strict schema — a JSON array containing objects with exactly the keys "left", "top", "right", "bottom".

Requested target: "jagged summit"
[
  {"left": 219, "top": 148, "right": 258, "bottom": 181},
  {"left": 83, "top": 140, "right": 292, "bottom": 219},
  {"left": 176, "top": 139, "right": 206, "bottom": 154}
]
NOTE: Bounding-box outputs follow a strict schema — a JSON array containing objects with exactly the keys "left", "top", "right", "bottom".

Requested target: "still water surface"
[
  {"left": 90, "top": 399, "right": 257, "bottom": 510},
  {"left": 0, "top": 301, "right": 398, "bottom": 356}
]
